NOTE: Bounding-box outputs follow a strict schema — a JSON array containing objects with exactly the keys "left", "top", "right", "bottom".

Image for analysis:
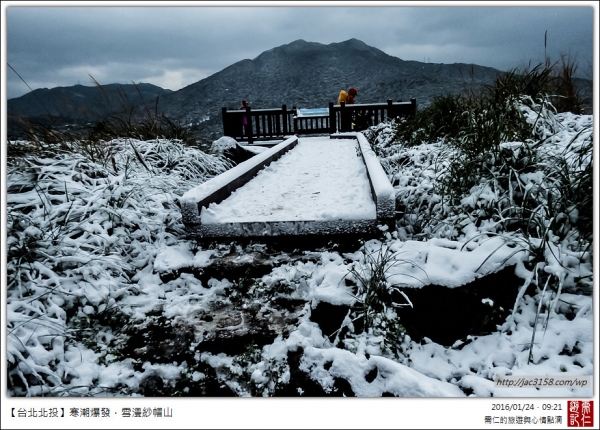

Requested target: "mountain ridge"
[
  {"left": 8, "top": 82, "right": 172, "bottom": 119},
  {"left": 147, "top": 38, "right": 503, "bottom": 141},
  {"left": 7, "top": 38, "right": 593, "bottom": 143}
]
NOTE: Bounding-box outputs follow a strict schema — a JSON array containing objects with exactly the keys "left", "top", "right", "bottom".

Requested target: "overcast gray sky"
[{"left": 3, "top": 2, "right": 597, "bottom": 100}]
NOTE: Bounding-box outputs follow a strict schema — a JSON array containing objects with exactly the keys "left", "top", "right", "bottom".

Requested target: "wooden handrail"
[{"left": 222, "top": 98, "right": 416, "bottom": 141}]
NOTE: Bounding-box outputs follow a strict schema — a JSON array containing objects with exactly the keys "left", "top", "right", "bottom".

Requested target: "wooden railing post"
[
  {"left": 411, "top": 98, "right": 417, "bottom": 117},
  {"left": 292, "top": 106, "right": 297, "bottom": 134},
  {"left": 340, "top": 101, "right": 352, "bottom": 132},
  {"left": 222, "top": 107, "right": 229, "bottom": 136},
  {"left": 246, "top": 106, "right": 253, "bottom": 144},
  {"left": 282, "top": 105, "right": 288, "bottom": 135},
  {"left": 328, "top": 102, "right": 336, "bottom": 134},
  {"left": 387, "top": 99, "right": 394, "bottom": 121}
]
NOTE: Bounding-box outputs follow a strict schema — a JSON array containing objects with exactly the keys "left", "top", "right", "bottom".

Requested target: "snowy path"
[{"left": 200, "top": 136, "right": 377, "bottom": 223}]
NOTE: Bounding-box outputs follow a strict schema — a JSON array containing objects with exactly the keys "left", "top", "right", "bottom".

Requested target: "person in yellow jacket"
[{"left": 337, "top": 87, "right": 358, "bottom": 105}]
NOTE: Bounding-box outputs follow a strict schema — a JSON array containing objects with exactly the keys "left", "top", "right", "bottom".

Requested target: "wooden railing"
[
  {"left": 332, "top": 99, "right": 417, "bottom": 134},
  {"left": 222, "top": 105, "right": 294, "bottom": 144},
  {"left": 222, "top": 98, "right": 417, "bottom": 143},
  {"left": 294, "top": 111, "right": 331, "bottom": 135}
]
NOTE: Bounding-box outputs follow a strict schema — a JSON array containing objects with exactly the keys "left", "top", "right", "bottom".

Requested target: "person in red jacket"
[
  {"left": 337, "top": 87, "right": 358, "bottom": 105},
  {"left": 346, "top": 87, "right": 358, "bottom": 104}
]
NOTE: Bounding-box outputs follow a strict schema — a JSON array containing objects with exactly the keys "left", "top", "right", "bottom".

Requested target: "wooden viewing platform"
[
  {"left": 222, "top": 98, "right": 417, "bottom": 143},
  {"left": 180, "top": 99, "right": 414, "bottom": 241}
]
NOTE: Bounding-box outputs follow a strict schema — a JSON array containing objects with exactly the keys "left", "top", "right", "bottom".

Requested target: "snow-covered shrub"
[
  {"left": 366, "top": 91, "right": 594, "bottom": 373},
  {"left": 6, "top": 138, "right": 232, "bottom": 396},
  {"left": 339, "top": 241, "right": 425, "bottom": 358}
]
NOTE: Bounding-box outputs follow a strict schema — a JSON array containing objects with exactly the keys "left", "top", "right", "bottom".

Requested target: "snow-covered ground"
[
  {"left": 151, "top": 232, "right": 593, "bottom": 398},
  {"left": 3, "top": 105, "right": 597, "bottom": 428}
]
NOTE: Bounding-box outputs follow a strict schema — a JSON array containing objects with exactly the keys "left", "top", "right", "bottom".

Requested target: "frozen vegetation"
[{"left": 5, "top": 91, "right": 594, "bottom": 399}]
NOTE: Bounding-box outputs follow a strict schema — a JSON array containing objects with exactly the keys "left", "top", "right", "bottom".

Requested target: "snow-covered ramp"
[{"left": 180, "top": 134, "right": 395, "bottom": 240}]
